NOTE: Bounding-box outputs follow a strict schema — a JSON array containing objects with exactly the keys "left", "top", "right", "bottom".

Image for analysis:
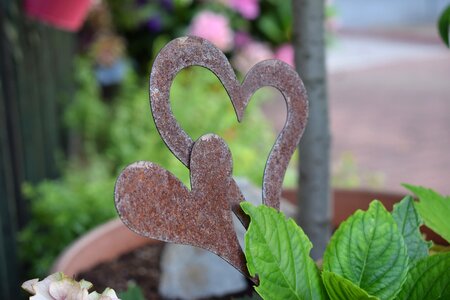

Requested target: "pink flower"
[
  {"left": 232, "top": 41, "right": 273, "bottom": 74},
  {"left": 274, "top": 44, "right": 294, "bottom": 67},
  {"left": 189, "top": 11, "right": 234, "bottom": 52},
  {"left": 234, "top": 31, "right": 251, "bottom": 48},
  {"left": 229, "top": 0, "right": 259, "bottom": 20}
]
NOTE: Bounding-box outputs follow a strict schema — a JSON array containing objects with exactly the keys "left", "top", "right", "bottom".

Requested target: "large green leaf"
[
  {"left": 395, "top": 252, "right": 450, "bottom": 300},
  {"left": 438, "top": 5, "right": 450, "bottom": 47},
  {"left": 392, "top": 196, "right": 429, "bottom": 263},
  {"left": 404, "top": 184, "right": 450, "bottom": 243},
  {"left": 323, "top": 201, "right": 409, "bottom": 299},
  {"left": 241, "top": 202, "right": 328, "bottom": 300},
  {"left": 322, "top": 271, "right": 379, "bottom": 300}
]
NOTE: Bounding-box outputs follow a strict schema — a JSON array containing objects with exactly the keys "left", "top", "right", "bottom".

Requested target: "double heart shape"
[{"left": 114, "top": 36, "right": 308, "bottom": 279}]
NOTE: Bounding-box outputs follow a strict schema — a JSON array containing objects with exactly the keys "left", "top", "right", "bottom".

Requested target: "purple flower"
[
  {"left": 160, "top": 0, "right": 173, "bottom": 11},
  {"left": 230, "top": 0, "right": 259, "bottom": 20},
  {"left": 274, "top": 44, "right": 294, "bottom": 67},
  {"left": 234, "top": 31, "right": 251, "bottom": 48},
  {"left": 189, "top": 11, "right": 234, "bottom": 52},
  {"left": 146, "top": 15, "right": 163, "bottom": 32},
  {"left": 136, "top": 0, "right": 147, "bottom": 6}
]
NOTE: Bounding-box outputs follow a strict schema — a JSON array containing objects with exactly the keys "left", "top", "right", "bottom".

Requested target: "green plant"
[
  {"left": 332, "top": 153, "right": 384, "bottom": 189},
  {"left": 403, "top": 184, "right": 450, "bottom": 243},
  {"left": 66, "top": 58, "right": 277, "bottom": 185},
  {"left": 118, "top": 282, "right": 145, "bottom": 300},
  {"left": 19, "top": 161, "right": 117, "bottom": 276},
  {"left": 102, "top": 0, "right": 337, "bottom": 74},
  {"left": 438, "top": 5, "right": 450, "bottom": 47},
  {"left": 241, "top": 184, "right": 450, "bottom": 299}
]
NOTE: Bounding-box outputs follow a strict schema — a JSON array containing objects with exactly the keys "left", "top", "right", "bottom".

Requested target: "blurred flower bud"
[
  {"left": 274, "top": 43, "right": 294, "bottom": 67},
  {"left": 232, "top": 40, "right": 273, "bottom": 74},
  {"left": 189, "top": 11, "right": 234, "bottom": 52}
]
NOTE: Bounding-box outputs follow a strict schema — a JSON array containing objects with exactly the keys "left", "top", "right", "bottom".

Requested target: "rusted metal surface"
[
  {"left": 115, "top": 36, "right": 308, "bottom": 280},
  {"left": 115, "top": 134, "right": 248, "bottom": 277},
  {"left": 150, "top": 36, "right": 308, "bottom": 212}
]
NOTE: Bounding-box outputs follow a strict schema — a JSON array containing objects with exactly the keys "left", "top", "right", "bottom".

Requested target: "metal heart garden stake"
[{"left": 114, "top": 36, "right": 308, "bottom": 280}]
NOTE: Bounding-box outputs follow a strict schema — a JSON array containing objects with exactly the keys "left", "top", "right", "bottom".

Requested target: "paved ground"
[{"left": 264, "top": 26, "right": 450, "bottom": 195}]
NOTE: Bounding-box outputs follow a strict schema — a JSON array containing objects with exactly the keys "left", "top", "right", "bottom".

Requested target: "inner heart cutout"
[
  {"left": 115, "top": 134, "right": 248, "bottom": 277},
  {"left": 150, "top": 36, "right": 308, "bottom": 212}
]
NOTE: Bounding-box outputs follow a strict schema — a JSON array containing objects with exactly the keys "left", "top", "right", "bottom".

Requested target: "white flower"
[
  {"left": 22, "top": 272, "right": 120, "bottom": 300},
  {"left": 88, "top": 288, "right": 120, "bottom": 300}
]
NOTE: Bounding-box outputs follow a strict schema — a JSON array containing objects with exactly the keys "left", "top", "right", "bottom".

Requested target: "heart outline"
[
  {"left": 115, "top": 134, "right": 248, "bottom": 278},
  {"left": 150, "top": 36, "right": 308, "bottom": 211}
]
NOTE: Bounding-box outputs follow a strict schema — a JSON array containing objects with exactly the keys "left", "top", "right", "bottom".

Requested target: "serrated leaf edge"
[
  {"left": 241, "top": 202, "right": 325, "bottom": 300},
  {"left": 323, "top": 201, "right": 409, "bottom": 299},
  {"left": 322, "top": 271, "right": 380, "bottom": 300}
]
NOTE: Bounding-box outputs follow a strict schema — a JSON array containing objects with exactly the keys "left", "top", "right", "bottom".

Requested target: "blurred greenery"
[
  {"left": 102, "top": 0, "right": 337, "bottom": 73},
  {"left": 20, "top": 57, "right": 278, "bottom": 277},
  {"left": 119, "top": 282, "right": 146, "bottom": 300},
  {"left": 332, "top": 153, "right": 384, "bottom": 190},
  {"left": 438, "top": 5, "right": 450, "bottom": 47}
]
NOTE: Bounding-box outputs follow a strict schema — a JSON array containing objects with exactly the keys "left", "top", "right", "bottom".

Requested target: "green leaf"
[
  {"left": 392, "top": 196, "right": 430, "bottom": 263},
  {"left": 403, "top": 184, "right": 450, "bottom": 243},
  {"left": 323, "top": 201, "right": 409, "bottom": 299},
  {"left": 241, "top": 202, "right": 328, "bottom": 300},
  {"left": 119, "top": 282, "right": 146, "bottom": 300},
  {"left": 438, "top": 5, "right": 450, "bottom": 47},
  {"left": 395, "top": 252, "right": 450, "bottom": 300},
  {"left": 322, "top": 271, "right": 379, "bottom": 300},
  {"left": 257, "top": 15, "right": 284, "bottom": 44}
]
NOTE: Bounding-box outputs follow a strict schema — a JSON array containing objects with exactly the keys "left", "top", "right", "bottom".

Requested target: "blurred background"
[{"left": 1, "top": 0, "right": 449, "bottom": 298}]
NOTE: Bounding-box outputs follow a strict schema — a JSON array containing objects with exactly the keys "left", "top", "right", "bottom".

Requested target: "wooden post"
[{"left": 293, "top": 0, "right": 332, "bottom": 260}]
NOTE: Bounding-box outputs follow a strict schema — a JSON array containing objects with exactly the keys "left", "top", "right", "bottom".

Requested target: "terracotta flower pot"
[
  {"left": 51, "top": 218, "right": 161, "bottom": 277},
  {"left": 24, "top": 0, "right": 91, "bottom": 31},
  {"left": 52, "top": 189, "right": 447, "bottom": 276}
]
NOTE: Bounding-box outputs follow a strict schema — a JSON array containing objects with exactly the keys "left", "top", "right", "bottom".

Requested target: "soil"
[{"left": 78, "top": 243, "right": 254, "bottom": 300}]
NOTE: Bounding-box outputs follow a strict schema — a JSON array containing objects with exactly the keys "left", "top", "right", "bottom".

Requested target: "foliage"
[
  {"left": 321, "top": 271, "right": 378, "bottom": 300},
  {"left": 19, "top": 161, "right": 117, "bottom": 276},
  {"left": 395, "top": 252, "right": 450, "bottom": 300},
  {"left": 438, "top": 5, "right": 450, "bottom": 47},
  {"left": 242, "top": 186, "right": 450, "bottom": 300},
  {"left": 392, "top": 196, "right": 430, "bottom": 263},
  {"left": 323, "top": 201, "right": 408, "bottom": 299},
  {"left": 403, "top": 184, "right": 450, "bottom": 243},
  {"left": 332, "top": 153, "right": 384, "bottom": 189},
  {"left": 21, "top": 56, "right": 277, "bottom": 277},
  {"left": 241, "top": 202, "right": 327, "bottom": 300},
  {"left": 67, "top": 57, "right": 275, "bottom": 184},
  {"left": 118, "top": 282, "right": 145, "bottom": 300},
  {"left": 102, "top": 0, "right": 337, "bottom": 74}
]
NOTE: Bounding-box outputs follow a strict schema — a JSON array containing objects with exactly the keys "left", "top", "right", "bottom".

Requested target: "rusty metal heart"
[
  {"left": 115, "top": 36, "right": 308, "bottom": 280},
  {"left": 150, "top": 36, "right": 308, "bottom": 212},
  {"left": 115, "top": 134, "right": 248, "bottom": 277}
]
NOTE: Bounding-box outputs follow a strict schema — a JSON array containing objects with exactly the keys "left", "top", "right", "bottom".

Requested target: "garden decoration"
[{"left": 114, "top": 36, "right": 308, "bottom": 280}]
